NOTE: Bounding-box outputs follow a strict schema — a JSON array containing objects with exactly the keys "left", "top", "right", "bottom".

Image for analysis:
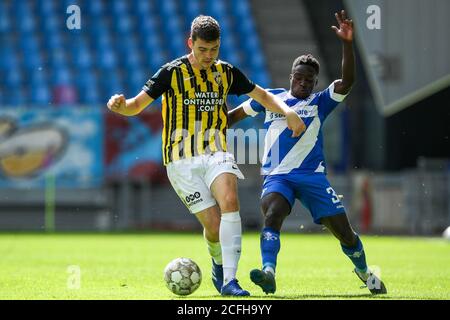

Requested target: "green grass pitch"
[{"left": 0, "top": 233, "right": 449, "bottom": 300}]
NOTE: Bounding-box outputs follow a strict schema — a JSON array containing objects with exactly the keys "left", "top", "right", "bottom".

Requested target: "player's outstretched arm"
[
  {"left": 332, "top": 10, "right": 355, "bottom": 95},
  {"left": 227, "top": 107, "right": 249, "bottom": 127},
  {"left": 248, "top": 85, "right": 306, "bottom": 137},
  {"left": 107, "top": 90, "right": 154, "bottom": 116}
]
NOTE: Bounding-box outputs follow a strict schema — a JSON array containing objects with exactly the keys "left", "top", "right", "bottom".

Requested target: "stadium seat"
[
  {"left": 0, "top": 9, "right": 11, "bottom": 33},
  {"left": 4, "top": 87, "right": 26, "bottom": 106},
  {"left": 51, "top": 68, "right": 73, "bottom": 86},
  {"left": 31, "top": 84, "right": 51, "bottom": 105},
  {"left": 0, "top": 47, "right": 17, "bottom": 71},
  {"left": 86, "top": 0, "right": 104, "bottom": 17},
  {"left": 38, "top": 0, "right": 56, "bottom": 16},
  {"left": 4, "top": 68, "right": 23, "bottom": 88}
]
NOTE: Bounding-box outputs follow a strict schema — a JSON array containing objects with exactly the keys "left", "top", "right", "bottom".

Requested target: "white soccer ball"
[
  {"left": 442, "top": 226, "right": 450, "bottom": 240},
  {"left": 164, "top": 257, "right": 202, "bottom": 296}
]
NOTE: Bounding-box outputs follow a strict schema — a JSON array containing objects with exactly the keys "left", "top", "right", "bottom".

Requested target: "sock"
[
  {"left": 219, "top": 211, "right": 242, "bottom": 286},
  {"left": 341, "top": 235, "right": 368, "bottom": 273},
  {"left": 203, "top": 229, "right": 222, "bottom": 265},
  {"left": 260, "top": 227, "right": 280, "bottom": 276}
]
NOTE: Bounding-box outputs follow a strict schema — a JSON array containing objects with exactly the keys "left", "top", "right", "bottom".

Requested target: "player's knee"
[
  {"left": 340, "top": 232, "right": 358, "bottom": 248},
  {"left": 264, "top": 209, "right": 287, "bottom": 230},
  {"left": 218, "top": 192, "right": 239, "bottom": 212}
]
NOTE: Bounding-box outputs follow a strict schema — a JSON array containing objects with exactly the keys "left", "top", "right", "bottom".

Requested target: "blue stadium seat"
[
  {"left": 48, "top": 48, "right": 68, "bottom": 70},
  {"left": 4, "top": 68, "right": 23, "bottom": 88},
  {"left": 38, "top": 0, "right": 56, "bottom": 16},
  {"left": 22, "top": 50, "right": 44, "bottom": 71},
  {"left": 231, "top": 0, "right": 252, "bottom": 17},
  {"left": 135, "top": 0, "right": 153, "bottom": 15},
  {"left": 4, "top": 87, "right": 27, "bottom": 106},
  {"left": 30, "top": 69, "right": 48, "bottom": 87},
  {"left": 85, "top": 0, "right": 104, "bottom": 17},
  {"left": 206, "top": 0, "right": 229, "bottom": 21},
  {"left": 114, "top": 15, "right": 135, "bottom": 36},
  {"left": 73, "top": 46, "right": 92, "bottom": 70},
  {"left": 42, "top": 15, "right": 60, "bottom": 35},
  {"left": 182, "top": 0, "right": 201, "bottom": 29},
  {"left": 127, "top": 68, "right": 147, "bottom": 94},
  {"left": 159, "top": 0, "right": 177, "bottom": 18},
  {"left": 43, "top": 31, "right": 65, "bottom": 51},
  {"left": 82, "top": 88, "right": 101, "bottom": 105},
  {"left": 51, "top": 68, "right": 72, "bottom": 86},
  {"left": 0, "top": 47, "right": 17, "bottom": 71},
  {"left": 111, "top": 0, "right": 129, "bottom": 16},
  {"left": 31, "top": 84, "right": 51, "bottom": 105},
  {"left": 0, "top": 9, "right": 11, "bottom": 33},
  {"left": 100, "top": 71, "right": 123, "bottom": 97},
  {"left": 19, "top": 34, "right": 39, "bottom": 54},
  {"left": 123, "top": 51, "right": 142, "bottom": 71},
  {"left": 139, "top": 18, "right": 158, "bottom": 35},
  {"left": 97, "top": 50, "right": 118, "bottom": 71}
]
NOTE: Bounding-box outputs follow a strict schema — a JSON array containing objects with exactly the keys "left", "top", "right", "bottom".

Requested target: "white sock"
[
  {"left": 204, "top": 229, "right": 222, "bottom": 265},
  {"left": 220, "top": 211, "right": 242, "bottom": 286},
  {"left": 263, "top": 266, "right": 275, "bottom": 276}
]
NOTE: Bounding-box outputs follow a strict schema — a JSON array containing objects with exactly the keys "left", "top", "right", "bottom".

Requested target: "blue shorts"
[{"left": 261, "top": 173, "right": 346, "bottom": 224}]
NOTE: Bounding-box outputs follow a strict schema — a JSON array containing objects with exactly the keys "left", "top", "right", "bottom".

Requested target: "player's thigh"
[
  {"left": 206, "top": 152, "right": 244, "bottom": 212},
  {"left": 261, "top": 175, "right": 295, "bottom": 216},
  {"left": 296, "top": 174, "right": 346, "bottom": 224},
  {"left": 166, "top": 160, "right": 216, "bottom": 214}
]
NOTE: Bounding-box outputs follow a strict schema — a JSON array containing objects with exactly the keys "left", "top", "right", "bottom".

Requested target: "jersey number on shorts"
[{"left": 326, "top": 187, "right": 340, "bottom": 204}]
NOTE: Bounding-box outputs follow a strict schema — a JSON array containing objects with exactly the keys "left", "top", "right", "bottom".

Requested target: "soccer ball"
[{"left": 164, "top": 258, "right": 202, "bottom": 296}]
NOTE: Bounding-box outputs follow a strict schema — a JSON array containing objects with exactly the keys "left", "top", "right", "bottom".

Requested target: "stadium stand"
[{"left": 0, "top": 0, "right": 271, "bottom": 107}]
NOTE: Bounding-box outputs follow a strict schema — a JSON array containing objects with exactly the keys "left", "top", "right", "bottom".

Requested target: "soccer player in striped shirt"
[
  {"left": 107, "top": 15, "right": 305, "bottom": 296},
  {"left": 228, "top": 10, "right": 387, "bottom": 295}
]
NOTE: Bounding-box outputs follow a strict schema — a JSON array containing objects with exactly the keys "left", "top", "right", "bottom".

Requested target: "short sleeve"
[
  {"left": 238, "top": 88, "right": 284, "bottom": 117},
  {"left": 142, "top": 65, "right": 172, "bottom": 100},
  {"left": 318, "top": 81, "right": 349, "bottom": 119},
  {"left": 240, "top": 98, "right": 265, "bottom": 117},
  {"left": 228, "top": 66, "right": 256, "bottom": 96}
]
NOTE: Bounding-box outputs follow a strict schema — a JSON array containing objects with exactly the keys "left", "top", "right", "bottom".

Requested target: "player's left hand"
[{"left": 331, "top": 10, "right": 353, "bottom": 43}]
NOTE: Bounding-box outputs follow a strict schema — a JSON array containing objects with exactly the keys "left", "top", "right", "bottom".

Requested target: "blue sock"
[
  {"left": 341, "top": 235, "right": 368, "bottom": 272},
  {"left": 260, "top": 227, "right": 280, "bottom": 273}
]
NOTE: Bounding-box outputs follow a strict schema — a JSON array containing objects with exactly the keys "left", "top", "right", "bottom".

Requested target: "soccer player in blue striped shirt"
[{"left": 229, "top": 10, "right": 386, "bottom": 295}]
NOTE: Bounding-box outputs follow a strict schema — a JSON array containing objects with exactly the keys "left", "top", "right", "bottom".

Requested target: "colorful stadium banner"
[
  {"left": 0, "top": 107, "right": 103, "bottom": 188},
  {"left": 104, "top": 110, "right": 166, "bottom": 183}
]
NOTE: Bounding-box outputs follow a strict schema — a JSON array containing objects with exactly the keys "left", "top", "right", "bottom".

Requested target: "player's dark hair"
[
  {"left": 190, "top": 15, "right": 220, "bottom": 42},
  {"left": 292, "top": 54, "right": 320, "bottom": 74}
]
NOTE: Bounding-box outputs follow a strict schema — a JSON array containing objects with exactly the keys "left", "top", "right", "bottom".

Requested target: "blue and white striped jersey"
[{"left": 240, "top": 81, "right": 348, "bottom": 176}]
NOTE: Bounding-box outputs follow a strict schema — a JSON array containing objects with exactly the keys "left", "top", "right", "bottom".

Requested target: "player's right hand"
[
  {"left": 107, "top": 94, "right": 126, "bottom": 112},
  {"left": 286, "top": 110, "right": 306, "bottom": 138}
]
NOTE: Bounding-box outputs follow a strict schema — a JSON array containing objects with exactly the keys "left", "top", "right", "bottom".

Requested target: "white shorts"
[{"left": 166, "top": 152, "right": 244, "bottom": 214}]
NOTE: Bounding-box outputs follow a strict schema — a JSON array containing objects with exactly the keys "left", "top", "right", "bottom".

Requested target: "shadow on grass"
[
  {"left": 250, "top": 293, "right": 393, "bottom": 299},
  {"left": 186, "top": 293, "right": 397, "bottom": 300}
]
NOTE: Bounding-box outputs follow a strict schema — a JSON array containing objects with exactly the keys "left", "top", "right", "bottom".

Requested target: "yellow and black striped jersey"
[{"left": 143, "top": 55, "right": 255, "bottom": 165}]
